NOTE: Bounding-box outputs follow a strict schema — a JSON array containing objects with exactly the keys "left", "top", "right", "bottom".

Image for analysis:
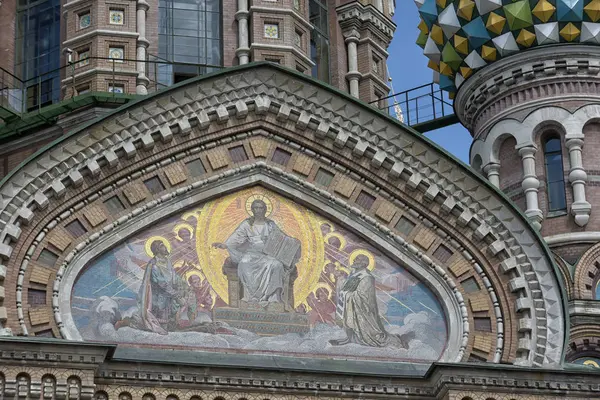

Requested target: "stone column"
[
  {"left": 136, "top": 0, "right": 150, "bottom": 95},
  {"left": 483, "top": 162, "right": 500, "bottom": 188},
  {"left": 566, "top": 136, "right": 591, "bottom": 226},
  {"left": 344, "top": 30, "right": 360, "bottom": 98},
  {"left": 518, "top": 145, "right": 543, "bottom": 230},
  {"left": 235, "top": 0, "right": 250, "bottom": 65}
]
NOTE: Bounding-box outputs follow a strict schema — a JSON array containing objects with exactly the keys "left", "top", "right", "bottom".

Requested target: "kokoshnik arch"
[{"left": 0, "top": 64, "right": 583, "bottom": 400}]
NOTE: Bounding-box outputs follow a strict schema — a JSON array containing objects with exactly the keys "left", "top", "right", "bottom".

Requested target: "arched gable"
[{"left": 0, "top": 63, "right": 566, "bottom": 367}]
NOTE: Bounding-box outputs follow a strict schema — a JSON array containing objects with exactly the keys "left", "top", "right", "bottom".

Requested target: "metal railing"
[
  {"left": 0, "top": 56, "right": 222, "bottom": 123},
  {"left": 371, "top": 82, "right": 458, "bottom": 132}
]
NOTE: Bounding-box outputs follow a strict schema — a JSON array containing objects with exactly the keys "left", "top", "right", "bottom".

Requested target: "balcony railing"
[
  {"left": 371, "top": 82, "right": 459, "bottom": 133},
  {"left": 0, "top": 56, "right": 222, "bottom": 123}
]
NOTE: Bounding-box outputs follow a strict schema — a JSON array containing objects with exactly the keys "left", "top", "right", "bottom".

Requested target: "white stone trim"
[
  {"left": 544, "top": 232, "right": 600, "bottom": 246},
  {"left": 471, "top": 104, "right": 600, "bottom": 227},
  {"left": 249, "top": 43, "right": 315, "bottom": 66},
  {"left": 63, "top": 30, "right": 139, "bottom": 46}
]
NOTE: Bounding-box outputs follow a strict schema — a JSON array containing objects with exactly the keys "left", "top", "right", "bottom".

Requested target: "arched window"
[
  {"left": 16, "top": 373, "right": 31, "bottom": 398},
  {"left": 67, "top": 376, "right": 81, "bottom": 400},
  {"left": 544, "top": 136, "right": 567, "bottom": 212},
  {"left": 41, "top": 375, "right": 56, "bottom": 400}
]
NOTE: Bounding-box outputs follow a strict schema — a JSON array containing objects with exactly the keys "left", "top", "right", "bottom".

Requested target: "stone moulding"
[
  {"left": 455, "top": 45, "right": 600, "bottom": 136},
  {"left": 0, "top": 63, "right": 566, "bottom": 367}
]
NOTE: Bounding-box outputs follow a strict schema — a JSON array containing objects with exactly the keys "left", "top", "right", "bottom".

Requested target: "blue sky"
[{"left": 387, "top": 1, "right": 472, "bottom": 163}]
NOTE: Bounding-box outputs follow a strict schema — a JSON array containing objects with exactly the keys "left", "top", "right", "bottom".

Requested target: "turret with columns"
[{"left": 416, "top": 0, "right": 600, "bottom": 366}]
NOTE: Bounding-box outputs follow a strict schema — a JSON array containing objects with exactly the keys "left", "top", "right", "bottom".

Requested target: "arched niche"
[
  {"left": 59, "top": 183, "right": 456, "bottom": 364},
  {"left": 0, "top": 63, "right": 566, "bottom": 368}
]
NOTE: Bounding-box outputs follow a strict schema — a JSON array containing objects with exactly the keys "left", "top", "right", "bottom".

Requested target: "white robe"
[{"left": 224, "top": 219, "right": 285, "bottom": 302}]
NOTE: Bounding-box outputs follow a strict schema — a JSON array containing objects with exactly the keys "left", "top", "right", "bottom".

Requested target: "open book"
[{"left": 263, "top": 229, "right": 301, "bottom": 268}]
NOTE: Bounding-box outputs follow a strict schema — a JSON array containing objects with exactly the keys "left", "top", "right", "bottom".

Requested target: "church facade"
[
  {"left": 0, "top": 63, "right": 595, "bottom": 400},
  {"left": 1, "top": 0, "right": 600, "bottom": 398}
]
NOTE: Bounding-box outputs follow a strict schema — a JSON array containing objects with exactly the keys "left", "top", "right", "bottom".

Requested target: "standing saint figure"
[
  {"left": 329, "top": 255, "right": 412, "bottom": 348},
  {"left": 133, "top": 240, "right": 187, "bottom": 335},
  {"left": 213, "top": 199, "right": 300, "bottom": 305}
]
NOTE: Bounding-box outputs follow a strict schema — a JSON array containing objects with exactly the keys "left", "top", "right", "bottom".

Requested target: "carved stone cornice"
[
  {"left": 2, "top": 338, "right": 600, "bottom": 399},
  {"left": 336, "top": 2, "right": 396, "bottom": 46},
  {"left": 455, "top": 45, "right": 600, "bottom": 138}
]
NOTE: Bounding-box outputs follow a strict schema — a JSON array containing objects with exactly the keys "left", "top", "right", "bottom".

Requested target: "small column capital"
[
  {"left": 343, "top": 29, "right": 361, "bottom": 43},
  {"left": 483, "top": 162, "right": 500, "bottom": 188},
  {"left": 136, "top": 0, "right": 150, "bottom": 11},
  {"left": 483, "top": 162, "right": 500, "bottom": 173},
  {"left": 517, "top": 145, "right": 537, "bottom": 158},
  {"left": 565, "top": 137, "right": 584, "bottom": 150}
]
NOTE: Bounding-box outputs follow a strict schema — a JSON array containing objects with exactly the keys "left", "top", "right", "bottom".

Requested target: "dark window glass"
[
  {"left": 544, "top": 136, "right": 567, "bottom": 211},
  {"left": 395, "top": 216, "right": 415, "bottom": 236},
  {"left": 144, "top": 177, "right": 165, "bottom": 194},
  {"left": 186, "top": 159, "right": 205, "bottom": 177},
  {"left": 228, "top": 145, "right": 248, "bottom": 163},
  {"left": 461, "top": 277, "right": 480, "bottom": 293},
  {"left": 38, "top": 249, "right": 58, "bottom": 267},
  {"left": 356, "top": 190, "right": 376, "bottom": 210},
  {"left": 157, "top": 0, "right": 222, "bottom": 88},
  {"left": 432, "top": 244, "right": 453, "bottom": 263},
  {"left": 315, "top": 168, "right": 334, "bottom": 187},
  {"left": 308, "top": 0, "right": 329, "bottom": 83},
  {"left": 272, "top": 148, "right": 292, "bottom": 166},
  {"left": 104, "top": 196, "right": 126, "bottom": 215},
  {"left": 65, "top": 219, "right": 87, "bottom": 237},
  {"left": 15, "top": 0, "right": 61, "bottom": 110},
  {"left": 28, "top": 289, "right": 47, "bottom": 305}
]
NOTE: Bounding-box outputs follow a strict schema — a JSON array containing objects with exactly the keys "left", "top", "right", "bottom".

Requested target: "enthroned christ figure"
[{"left": 212, "top": 199, "right": 301, "bottom": 307}]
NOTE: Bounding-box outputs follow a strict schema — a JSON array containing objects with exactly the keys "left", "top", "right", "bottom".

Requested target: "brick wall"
[
  {"left": 0, "top": 0, "right": 17, "bottom": 74},
  {"left": 223, "top": 0, "right": 238, "bottom": 66},
  {"left": 62, "top": 0, "right": 139, "bottom": 95},
  {"left": 329, "top": 0, "right": 348, "bottom": 91},
  {"left": 498, "top": 136, "right": 522, "bottom": 199},
  {"left": 0, "top": 137, "right": 57, "bottom": 180}
]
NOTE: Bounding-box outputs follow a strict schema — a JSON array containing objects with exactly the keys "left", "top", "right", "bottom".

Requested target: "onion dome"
[{"left": 415, "top": 0, "right": 600, "bottom": 94}]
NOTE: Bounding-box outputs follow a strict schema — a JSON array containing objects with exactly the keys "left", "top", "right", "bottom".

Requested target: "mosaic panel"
[
  {"left": 109, "top": 9, "right": 124, "bottom": 25},
  {"left": 79, "top": 12, "right": 91, "bottom": 29},
  {"left": 264, "top": 23, "right": 279, "bottom": 38},
  {"left": 572, "top": 357, "right": 600, "bottom": 368},
  {"left": 71, "top": 187, "right": 447, "bottom": 363}
]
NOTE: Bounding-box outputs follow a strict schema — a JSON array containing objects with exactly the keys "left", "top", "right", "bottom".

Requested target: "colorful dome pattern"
[{"left": 415, "top": 0, "right": 600, "bottom": 94}]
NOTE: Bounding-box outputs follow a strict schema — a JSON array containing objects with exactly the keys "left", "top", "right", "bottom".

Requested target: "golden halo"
[
  {"left": 312, "top": 282, "right": 333, "bottom": 299},
  {"left": 584, "top": 360, "right": 600, "bottom": 368},
  {"left": 144, "top": 236, "right": 172, "bottom": 258},
  {"left": 182, "top": 209, "right": 203, "bottom": 222},
  {"left": 348, "top": 249, "right": 376, "bottom": 270},
  {"left": 324, "top": 232, "right": 347, "bottom": 250},
  {"left": 173, "top": 223, "right": 194, "bottom": 242},
  {"left": 245, "top": 194, "right": 273, "bottom": 217},
  {"left": 185, "top": 270, "right": 205, "bottom": 283}
]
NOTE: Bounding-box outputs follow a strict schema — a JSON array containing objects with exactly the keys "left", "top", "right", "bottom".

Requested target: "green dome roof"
[{"left": 415, "top": 0, "right": 600, "bottom": 93}]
